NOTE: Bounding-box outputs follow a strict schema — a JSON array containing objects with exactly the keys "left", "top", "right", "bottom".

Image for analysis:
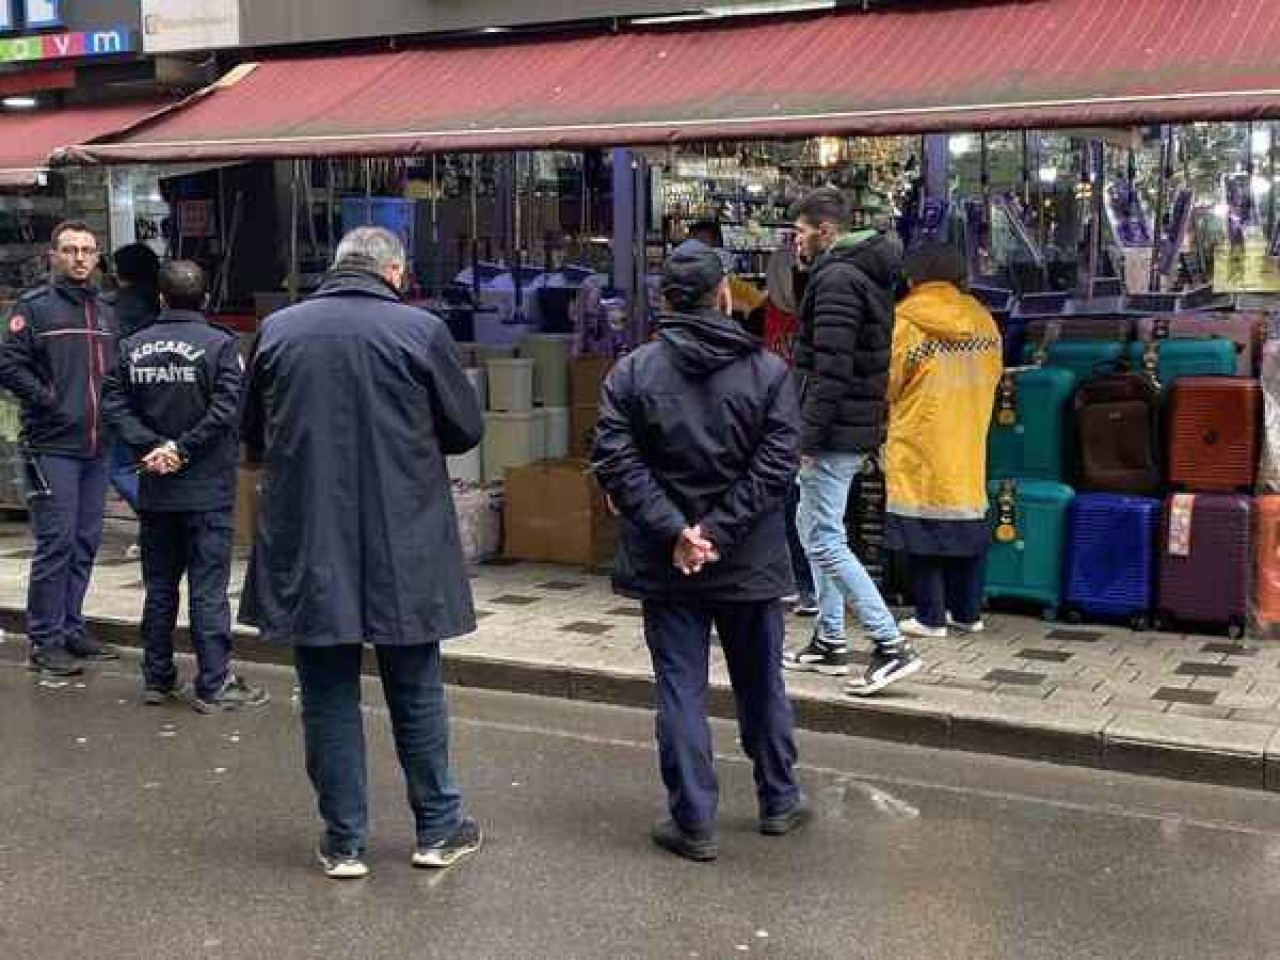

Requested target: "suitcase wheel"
[
  {"left": 1129, "top": 613, "right": 1151, "bottom": 633},
  {"left": 1062, "top": 607, "right": 1084, "bottom": 626},
  {"left": 1152, "top": 612, "right": 1168, "bottom": 633},
  {"left": 1228, "top": 619, "right": 1247, "bottom": 642},
  {"left": 1041, "top": 606, "right": 1059, "bottom": 623}
]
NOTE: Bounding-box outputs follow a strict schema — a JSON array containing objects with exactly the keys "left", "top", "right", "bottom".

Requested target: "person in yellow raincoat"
[{"left": 884, "top": 241, "right": 1002, "bottom": 639}]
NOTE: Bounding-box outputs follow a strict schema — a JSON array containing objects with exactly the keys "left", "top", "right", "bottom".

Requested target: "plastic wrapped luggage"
[
  {"left": 1135, "top": 312, "right": 1261, "bottom": 377},
  {"left": 987, "top": 367, "right": 1075, "bottom": 482},
  {"left": 1258, "top": 340, "right": 1280, "bottom": 492},
  {"left": 1062, "top": 494, "right": 1160, "bottom": 629},
  {"left": 1025, "top": 316, "right": 1133, "bottom": 347},
  {"left": 1127, "top": 338, "right": 1237, "bottom": 391},
  {"left": 1156, "top": 493, "right": 1251, "bottom": 638},
  {"left": 1073, "top": 369, "right": 1163, "bottom": 496},
  {"left": 984, "top": 479, "right": 1074, "bottom": 618},
  {"left": 1254, "top": 496, "right": 1280, "bottom": 638},
  {"left": 1167, "top": 377, "right": 1261, "bottom": 493},
  {"left": 844, "top": 456, "right": 912, "bottom": 606},
  {"left": 1022, "top": 340, "right": 1125, "bottom": 381}
]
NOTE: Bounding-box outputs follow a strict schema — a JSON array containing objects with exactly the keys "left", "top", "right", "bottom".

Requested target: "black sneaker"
[
  {"left": 66, "top": 633, "right": 120, "bottom": 661},
  {"left": 143, "top": 685, "right": 185, "bottom": 706},
  {"left": 412, "top": 817, "right": 483, "bottom": 869},
  {"left": 844, "top": 643, "right": 922, "bottom": 698},
  {"left": 651, "top": 819, "right": 717, "bottom": 863},
  {"left": 192, "top": 675, "right": 269, "bottom": 714},
  {"left": 783, "top": 635, "right": 850, "bottom": 676},
  {"left": 760, "top": 794, "right": 814, "bottom": 836},
  {"left": 792, "top": 594, "right": 819, "bottom": 618},
  {"left": 28, "top": 646, "right": 84, "bottom": 677},
  {"left": 316, "top": 844, "right": 369, "bottom": 880}
]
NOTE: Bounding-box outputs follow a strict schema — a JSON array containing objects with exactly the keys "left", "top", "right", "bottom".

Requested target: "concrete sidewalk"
[{"left": 2, "top": 519, "right": 1280, "bottom": 791}]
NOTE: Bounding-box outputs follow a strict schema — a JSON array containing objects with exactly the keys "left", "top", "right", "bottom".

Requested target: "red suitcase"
[
  {"left": 1167, "top": 377, "right": 1261, "bottom": 493},
  {"left": 1157, "top": 494, "right": 1252, "bottom": 638}
]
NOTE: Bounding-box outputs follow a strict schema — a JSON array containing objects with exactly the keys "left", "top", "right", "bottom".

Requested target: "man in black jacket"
[
  {"left": 0, "top": 221, "right": 119, "bottom": 677},
  {"left": 593, "top": 246, "right": 809, "bottom": 863},
  {"left": 783, "top": 187, "right": 921, "bottom": 696},
  {"left": 102, "top": 261, "right": 266, "bottom": 713}
]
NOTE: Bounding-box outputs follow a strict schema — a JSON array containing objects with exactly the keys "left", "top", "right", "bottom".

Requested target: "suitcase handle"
[{"left": 994, "top": 479, "right": 1018, "bottom": 543}]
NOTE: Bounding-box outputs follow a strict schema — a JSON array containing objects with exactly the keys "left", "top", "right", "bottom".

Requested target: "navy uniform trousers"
[
  {"left": 642, "top": 598, "right": 800, "bottom": 832},
  {"left": 139, "top": 509, "right": 233, "bottom": 700}
]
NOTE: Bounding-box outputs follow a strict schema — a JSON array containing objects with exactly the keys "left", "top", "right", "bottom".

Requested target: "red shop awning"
[
  {"left": 62, "top": 0, "right": 1280, "bottom": 163},
  {"left": 0, "top": 99, "right": 170, "bottom": 185}
]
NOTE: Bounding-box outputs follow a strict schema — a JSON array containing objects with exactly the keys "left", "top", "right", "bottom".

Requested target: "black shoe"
[
  {"left": 143, "top": 685, "right": 184, "bottom": 706},
  {"left": 792, "top": 594, "right": 819, "bottom": 618},
  {"left": 66, "top": 633, "right": 120, "bottom": 661},
  {"left": 192, "top": 675, "right": 269, "bottom": 714},
  {"left": 28, "top": 646, "right": 84, "bottom": 677},
  {"left": 412, "top": 817, "right": 483, "bottom": 869},
  {"left": 760, "top": 794, "right": 814, "bottom": 836},
  {"left": 651, "top": 819, "right": 717, "bottom": 863},
  {"left": 844, "top": 643, "right": 922, "bottom": 698},
  {"left": 316, "top": 844, "right": 369, "bottom": 880},
  {"left": 783, "top": 635, "right": 850, "bottom": 676}
]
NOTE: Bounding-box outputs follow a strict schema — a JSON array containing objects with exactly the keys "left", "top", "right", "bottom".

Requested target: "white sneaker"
[
  {"left": 898, "top": 617, "right": 947, "bottom": 640},
  {"left": 947, "top": 615, "right": 985, "bottom": 635}
]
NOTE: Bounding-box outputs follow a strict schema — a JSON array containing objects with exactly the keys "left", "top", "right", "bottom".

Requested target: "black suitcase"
[{"left": 845, "top": 457, "right": 913, "bottom": 606}]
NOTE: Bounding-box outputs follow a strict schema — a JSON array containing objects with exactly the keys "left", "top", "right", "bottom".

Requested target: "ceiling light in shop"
[
  {"left": 1251, "top": 175, "right": 1271, "bottom": 197},
  {"left": 2, "top": 96, "right": 37, "bottom": 109},
  {"left": 1037, "top": 166, "right": 1058, "bottom": 184},
  {"left": 948, "top": 135, "right": 975, "bottom": 157},
  {"left": 1252, "top": 128, "right": 1273, "bottom": 155},
  {"left": 1213, "top": 202, "right": 1232, "bottom": 219}
]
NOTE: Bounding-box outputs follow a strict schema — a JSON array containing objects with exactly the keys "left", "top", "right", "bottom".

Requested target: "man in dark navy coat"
[
  {"left": 592, "top": 246, "right": 810, "bottom": 862},
  {"left": 102, "top": 260, "right": 266, "bottom": 714},
  {"left": 240, "top": 227, "right": 484, "bottom": 880}
]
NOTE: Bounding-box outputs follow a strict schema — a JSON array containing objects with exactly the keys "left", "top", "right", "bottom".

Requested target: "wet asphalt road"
[{"left": 2, "top": 642, "right": 1280, "bottom": 960}]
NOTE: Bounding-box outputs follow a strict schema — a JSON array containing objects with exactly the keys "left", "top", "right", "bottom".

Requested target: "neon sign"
[{"left": 0, "top": 27, "right": 134, "bottom": 63}]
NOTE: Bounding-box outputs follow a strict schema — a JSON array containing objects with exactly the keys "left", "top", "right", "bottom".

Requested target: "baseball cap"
[{"left": 662, "top": 244, "right": 726, "bottom": 311}]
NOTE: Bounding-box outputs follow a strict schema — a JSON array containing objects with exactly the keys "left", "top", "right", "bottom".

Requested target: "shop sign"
[
  {"left": 0, "top": 1, "right": 64, "bottom": 32},
  {"left": 141, "top": 0, "right": 239, "bottom": 53},
  {"left": 0, "top": 25, "right": 133, "bottom": 63}
]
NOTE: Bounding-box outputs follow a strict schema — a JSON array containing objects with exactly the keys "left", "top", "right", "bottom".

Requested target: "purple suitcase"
[
  {"left": 1136, "top": 312, "right": 1262, "bottom": 377},
  {"left": 1156, "top": 494, "right": 1252, "bottom": 638}
]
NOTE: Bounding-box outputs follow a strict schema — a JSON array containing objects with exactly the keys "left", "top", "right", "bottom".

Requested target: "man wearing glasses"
[{"left": 0, "top": 221, "right": 119, "bottom": 677}]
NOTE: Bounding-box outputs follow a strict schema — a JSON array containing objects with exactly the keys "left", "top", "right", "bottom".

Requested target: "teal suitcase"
[
  {"left": 984, "top": 478, "right": 1075, "bottom": 618},
  {"left": 1022, "top": 340, "right": 1125, "bottom": 381},
  {"left": 1126, "top": 338, "right": 1236, "bottom": 391},
  {"left": 987, "top": 367, "right": 1076, "bottom": 482}
]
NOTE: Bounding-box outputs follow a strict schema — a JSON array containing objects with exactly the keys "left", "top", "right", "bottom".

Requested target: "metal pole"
[
  {"left": 1149, "top": 127, "right": 1172, "bottom": 293},
  {"left": 288, "top": 159, "right": 300, "bottom": 303}
]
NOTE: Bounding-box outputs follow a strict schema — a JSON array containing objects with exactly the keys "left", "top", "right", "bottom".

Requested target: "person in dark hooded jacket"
[
  {"left": 239, "top": 227, "right": 484, "bottom": 880},
  {"left": 592, "top": 246, "right": 809, "bottom": 862},
  {"left": 783, "top": 187, "right": 922, "bottom": 698}
]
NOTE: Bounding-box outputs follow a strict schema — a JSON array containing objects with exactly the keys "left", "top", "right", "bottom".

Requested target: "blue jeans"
[
  {"left": 295, "top": 643, "right": 463, "bottom": 857},
  {"left": 911, "top": 553, "right": 987, "bottom": 629},
  {"left": 643, "top": 599, "right": 799, "bottom": 831},
  {"left": 797, "top": 452, "right": 899, "bottom": 650},
  {"left": 26, "top": 454, "right": 108, "bottom": 650},
  {"left": 140, "top": 510, "right": 233, "bottom": 700}
]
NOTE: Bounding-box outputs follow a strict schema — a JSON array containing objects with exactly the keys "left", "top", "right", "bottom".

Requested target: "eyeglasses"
[{"left": 56, "top": 246, "right": 99, "bottom": 258}]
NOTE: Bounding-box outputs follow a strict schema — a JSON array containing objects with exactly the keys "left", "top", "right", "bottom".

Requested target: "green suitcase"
[
  {"left": 984, "top": 478, "right": 1075, "bottom": 618},
  {"left": 1022, "top": 340, "right": 1125, "bottom": 382},
  {"left": 1126, "top": 338, "right": 1237, "bottom": 391},
  {"left": 987, "top": 367, "right": 1076, "bottom": 482}
]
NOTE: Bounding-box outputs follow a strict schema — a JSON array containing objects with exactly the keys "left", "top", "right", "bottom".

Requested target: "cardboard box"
[
  {"left": 571, "top": 356, "right": 615, "bottom": 407},
  {"left": 570, "top": 403, "right": 599, "bottom": 459},
  {"left": 504, "top": 459, "right": 617, "bottom": 568},
  {"left": 233, "top": 466, "right": 264, "bottom": 549}
]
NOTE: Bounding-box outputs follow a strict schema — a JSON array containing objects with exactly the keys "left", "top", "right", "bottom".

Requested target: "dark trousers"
[
  {"left": 642, "top": 599, "right": 799, "bottom": 832},
  {"left": 27, "top": 454, "right": 107, "bottom": 650},
  {"left": 911, "top": 552, "right": 986, "bottom": 629},
  {"left": 785, "top": 480, "right": 814, "bottom": 597},
  {"left": 140, "top": 509, "right": 234, "bottom": 700},
  {"left": 107, "top": 436, "right": 139, "bottom": 512},
  {"left": 295, "top": 644, "right": 462, "bottom": 857}
]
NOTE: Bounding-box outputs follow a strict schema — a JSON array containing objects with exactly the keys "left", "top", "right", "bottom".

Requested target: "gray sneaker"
[
  {"left": 412, "top": 818, "right": 483, "bottom": 869},
  {"left": 192, "top": 675, "right": 269, "bottom": 714}
]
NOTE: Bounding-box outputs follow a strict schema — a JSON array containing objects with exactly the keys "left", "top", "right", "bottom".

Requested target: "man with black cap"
[{"left": 592, "top": 245, "right": 809, "bottom": 863}]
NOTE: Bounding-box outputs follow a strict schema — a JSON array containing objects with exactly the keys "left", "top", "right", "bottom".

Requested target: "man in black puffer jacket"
[
  {"left": 593, "top": 246, "right": 809, "bottom": 863},
  {"left": 784, "top": 187, "right": 922, "bottom": 697}
]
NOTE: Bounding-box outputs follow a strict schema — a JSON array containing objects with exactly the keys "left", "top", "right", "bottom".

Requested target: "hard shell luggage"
[
  {"left": 988, "top": 367, "right": 1075, "bottom": 482},
  {"left": 1022, "top": 340, "right": 1125, "bottom": 381},
  {"left": 984, "top": 479, "right": 1074, "bottom": 618},
  {"left": 1072, "top": 370, "right": 1163, "bottom": 496},
  {"left": 1167, "top": 377, "right": 1261, "bottom": 493},
  {"left": 1156, "top": 493, "right": 1251, "bottom": 638},
  {"left": 1259, "top": 340, "right": 1280, "bottom": 492},
  {"left": 999, "top": 318, "right": 1026, "bottom": 370},
  {"left": 1126, "top": 338, "right": 1237, "bottom": 391},
  {"left": 1135, "top": 312, "right": 1261, "bottom": 377},
  {"left": 844, "top": 457, "right": 912, "bottom": 606},
  {"left": 1254, "top": 496, "right": 1280, "bottom": 638},
  {"left": 1025, "top": 316, "right": 1133, "bottom": 347},
  {"left": 1063, "top": 493, "right": 1160, "bottom": 629}
]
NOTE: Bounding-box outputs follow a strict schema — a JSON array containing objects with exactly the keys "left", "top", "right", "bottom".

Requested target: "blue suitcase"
[
  {"left": 1062, "top": 493, "right": 1161, "bottom": 629},
  {"left": 1126, "top": 338, "right": 1237, "bottom": 391},
  {"left": 1023, "top": 340, "right": 1126, "bottom": 381},
  {"left": 987, "top": 367, "right": 1076, "bottom": 482},
  {"left": 984, "top": 479, "right": 1074, "bottom": 619}
]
